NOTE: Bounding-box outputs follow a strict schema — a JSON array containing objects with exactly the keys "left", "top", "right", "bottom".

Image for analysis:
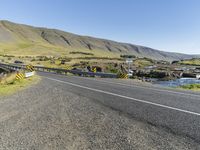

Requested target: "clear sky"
[{"left": 0, "top": 0, "right": 200, "bottom": 54}]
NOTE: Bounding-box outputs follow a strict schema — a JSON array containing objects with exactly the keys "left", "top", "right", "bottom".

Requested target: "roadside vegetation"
[
  {"left": 134, "top": 58, "right": 154, "bottom": 68},
  {"left": 179, "top": 58, "right": 200, "bottom": 66},
  {"left": 2, "top": 53, "right": 199, "bottom": 84},
  {"left": 0, "top": 73, "right": 40, "bottom": 95},
  {"left": 179, "top": 84, "right": 200, "bottom": 91},
  {"left": 0, "top": 54, "right": 171, "bottom": 78}
]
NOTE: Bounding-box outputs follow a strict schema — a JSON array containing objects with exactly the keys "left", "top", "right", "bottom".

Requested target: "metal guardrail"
[{"left": 0, "top": 63, "right": 117, "bottom": 78}]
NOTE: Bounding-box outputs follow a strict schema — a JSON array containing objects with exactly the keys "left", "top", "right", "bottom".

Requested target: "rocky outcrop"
[{"left": 132, "top": 70, "right": 183, "bottom": 80}]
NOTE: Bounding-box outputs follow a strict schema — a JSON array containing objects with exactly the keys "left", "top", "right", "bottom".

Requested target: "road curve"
[
  {"left": 0, "top": 72, "right": 200, "bottom": 149},
  {"left": 38, "top": 72, "right": 200, "bottom": 142}
]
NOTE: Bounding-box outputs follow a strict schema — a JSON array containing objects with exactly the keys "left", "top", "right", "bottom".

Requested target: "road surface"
[{"left": 0, "top": 72, "right": 200, "bottom": 149}]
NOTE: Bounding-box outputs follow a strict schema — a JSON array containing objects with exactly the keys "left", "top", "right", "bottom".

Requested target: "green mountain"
[{"left": 0, "top": 20, "right": 199, "bottom": 61}]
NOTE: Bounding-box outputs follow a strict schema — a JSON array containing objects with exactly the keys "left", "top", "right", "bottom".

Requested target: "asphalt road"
[
  {"left": 0, "top": 72, "right": 200, "bottom": 149},
  {"left": 39, "top": 72, "right": 200, "bottom": 142}
]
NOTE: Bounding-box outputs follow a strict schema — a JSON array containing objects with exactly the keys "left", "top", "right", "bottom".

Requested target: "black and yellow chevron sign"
[
  {"left": 26, "top": 65, "right": 35, "bottom": 72},
  {"left": 16, "top": 73, "right": 24, "bottom": 80},
  {"left": 118, "top": 73, "right": 128, "bottom": 79},
  {"left": 91, "top": 67, "right": 97, "bottom": 73}
]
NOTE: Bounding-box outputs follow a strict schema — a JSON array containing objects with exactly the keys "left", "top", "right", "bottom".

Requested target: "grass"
[
  {"left": 134, "top": 58, "right": 154, "bottom": 68},
  {"left": 0, "top": 73, "right": 40, "bottom": 96},
  {"left": 180, "top": 58, "right": 200, "bottom": 66},
  {"left": 69, "top": 51, "right": 94, "bottom": 56},
  {"left": 0, "top": 42, "right": 120, "bottom": 58},
  {"left": 179, "top": 84, "right": 200, "bottom": 91},
  {"left": 17, "top": 43, "right": 34, "bottom": 49},
  {"left": 0, "top": 51, "right": 124, "bottom": 70}
]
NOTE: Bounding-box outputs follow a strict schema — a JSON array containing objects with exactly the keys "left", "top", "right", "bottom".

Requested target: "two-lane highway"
[
  {"left": 39, "top": 72, "right": 200, "bottom": 143},
  {"left": 1, "top": 71, "right": 200, "bottom": 149}
]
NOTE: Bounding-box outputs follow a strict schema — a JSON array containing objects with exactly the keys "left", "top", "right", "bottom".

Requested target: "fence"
[{"left": 0, "top": 63, "right": 117, "bottom": 78}]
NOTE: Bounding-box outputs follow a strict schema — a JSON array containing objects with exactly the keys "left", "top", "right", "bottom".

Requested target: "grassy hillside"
[
  {"left": 0, "top": 20, "right": 199, "bottom": 61},
  {"left": 0, "top": 20, "right": 119, "bottom": 58}
]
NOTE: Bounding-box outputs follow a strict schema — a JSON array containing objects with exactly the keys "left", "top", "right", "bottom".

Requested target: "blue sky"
[{"left": 0, "top": 0, "right": 200, "bottom": 54}]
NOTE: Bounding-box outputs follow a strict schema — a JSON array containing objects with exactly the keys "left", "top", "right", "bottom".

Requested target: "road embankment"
[{"left": 0, "top": 73, "right": 40, "bottom": 96}]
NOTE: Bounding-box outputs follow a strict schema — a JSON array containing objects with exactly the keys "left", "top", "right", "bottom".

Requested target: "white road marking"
[
  {"left": 45, "top": 77, "right": 200, "bottom": 116},
  {"left": 69, "top": 76, "right": 200, "bottom": 98}
]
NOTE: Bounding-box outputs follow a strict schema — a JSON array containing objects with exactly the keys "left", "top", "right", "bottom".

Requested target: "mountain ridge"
[{"left": 0, "top": 20, "right": 199, "bottom": 61}]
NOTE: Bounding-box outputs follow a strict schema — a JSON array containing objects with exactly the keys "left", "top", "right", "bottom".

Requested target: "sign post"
[{"left": 126, "top": 59, "right": 133, "bottom": 74}]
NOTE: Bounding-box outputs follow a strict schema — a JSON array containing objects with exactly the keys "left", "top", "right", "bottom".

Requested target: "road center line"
[
  {"left": 69, "top": 76, "right": 200, "bottom": 98},
  {"left": 45, "top": 76, "right": 200, "bottom": 116}
]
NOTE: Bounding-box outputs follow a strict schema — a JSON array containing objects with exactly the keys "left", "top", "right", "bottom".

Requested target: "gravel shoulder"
[{"left": 0, "top": 78, "right": 199, "bottom": 150}]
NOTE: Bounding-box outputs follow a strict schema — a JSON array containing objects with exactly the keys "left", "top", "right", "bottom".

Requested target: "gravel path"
[{"left": 0, "top": 78, "right": 199, "bottom": 150}]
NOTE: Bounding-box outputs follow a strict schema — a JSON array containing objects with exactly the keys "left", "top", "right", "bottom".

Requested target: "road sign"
[
  {"left": 91, "top": 67, "right": 97, "bottom": 73},
  {"left": 16, "top": 73, "right": 24, "bottom": 80},
  {"left": 126, "top": 59, "right": 133, "bottom": 76},
  {"left": 117, "top": 73, "right": 128, "bottom": 79},
  {"left": 26, "top": 65, "right": 35, "bottom": 72}
]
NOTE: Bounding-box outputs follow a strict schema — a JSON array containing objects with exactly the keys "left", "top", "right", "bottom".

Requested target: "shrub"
[
  {"left": 120, "top": 55, "right": 136, "bottom": 58},
  {"left": 70, "top": 51, "right": 94, "bottom": 56}
]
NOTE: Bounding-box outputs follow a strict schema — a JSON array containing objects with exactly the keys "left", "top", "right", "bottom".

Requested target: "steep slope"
[{"left": 0, "top": 20, "right": 199, "bottom": 61}]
